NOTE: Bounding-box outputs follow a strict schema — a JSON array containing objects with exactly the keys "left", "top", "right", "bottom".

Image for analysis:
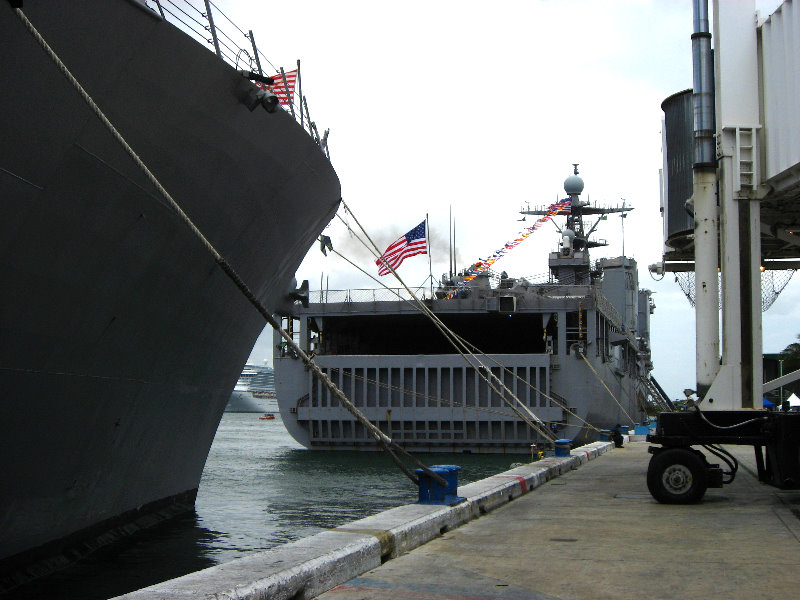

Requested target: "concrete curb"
[{"left": 114, "top": 441, "right": 614, "bottom": 600}]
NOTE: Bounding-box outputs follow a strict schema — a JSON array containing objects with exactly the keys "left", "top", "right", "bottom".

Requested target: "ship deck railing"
[
  {"left": 311, "top": 287, "right": 436, "bottom": 304},
  {"left": 307, "top": 284, "right": 591, "bottom": 305},
  {"left": 307, "top": 282, "right": 623, "bottom": 322},
  {"left": 147, "top": 1, "right": 326, "bottom": 147},
  {"left": 306, "top": 284, "right": 635, "bottom": 347}
]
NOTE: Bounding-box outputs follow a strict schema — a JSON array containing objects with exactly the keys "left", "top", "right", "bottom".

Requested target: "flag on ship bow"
[
  {"left": 376, "top": 221, "right": 428, "bottom": 276},
  {"left": 258, "top": 69, "right": 297, "bottom": 106}
]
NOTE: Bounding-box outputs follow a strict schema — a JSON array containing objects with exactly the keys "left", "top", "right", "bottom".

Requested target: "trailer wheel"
[{"left": 647, "top": 447, "right": 708, "bottom": 504}]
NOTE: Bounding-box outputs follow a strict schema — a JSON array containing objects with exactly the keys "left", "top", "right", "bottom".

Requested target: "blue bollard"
[
  {"left": 599, "top": 430, "right": 612, "bottom": 441},
  {"left": 553, "top": 439, "right": 572, "bottom": 457},
  {"left": 416, "top": 465, "right": 466, "bottom": 505}
]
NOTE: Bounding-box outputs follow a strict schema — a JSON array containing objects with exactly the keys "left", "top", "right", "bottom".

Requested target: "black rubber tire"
[{"left": 647, "top": 447, "right": 708, "bottom": 504}]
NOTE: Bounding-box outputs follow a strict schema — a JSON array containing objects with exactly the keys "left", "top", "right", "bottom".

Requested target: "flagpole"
[
  {"left": 453, "top": 219, "right": 456, "bottom": 274},
  {"left": 449, "top": 206, "right": 452, "bottom": 279},
  {"left": 426, "top": 214, "right": 433, "bottom": 298}
]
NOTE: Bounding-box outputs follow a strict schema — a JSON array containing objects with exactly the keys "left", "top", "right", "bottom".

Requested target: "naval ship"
[
  {"left": 0, "top": 0, "right": 339, "bottom": 587},
  {"left": 274, "top": 168, "right": 669, "bottom": 453}
]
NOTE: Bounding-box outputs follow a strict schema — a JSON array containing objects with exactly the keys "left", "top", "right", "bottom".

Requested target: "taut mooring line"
[{"left": 12, "top": 4, "right": 444, "bottom": 487}]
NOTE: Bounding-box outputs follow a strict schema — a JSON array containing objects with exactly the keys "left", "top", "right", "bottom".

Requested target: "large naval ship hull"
[{"left": 0, "top": 0, "right": 339, "bottom": 584}]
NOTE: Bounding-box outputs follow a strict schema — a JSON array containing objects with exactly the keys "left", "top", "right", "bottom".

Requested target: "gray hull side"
[{"left": 0, "top": 0, "right": 339, "bottom": 571}]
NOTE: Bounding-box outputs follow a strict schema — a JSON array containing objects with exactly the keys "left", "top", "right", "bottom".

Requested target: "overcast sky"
[{"left": 210, "top": 0, "right": 798, "bottom": 402}]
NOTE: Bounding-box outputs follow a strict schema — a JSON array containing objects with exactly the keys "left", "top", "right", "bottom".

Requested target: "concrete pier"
[
  {"left": 321, "top": 441, "right": 800, "bottom": 600},
  {"left": 114, "top": 439, "right": 800, "bottom": 599}
]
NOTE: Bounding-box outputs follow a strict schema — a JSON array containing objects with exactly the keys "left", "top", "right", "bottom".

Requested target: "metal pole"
[
  {"left": 297, "top": 59, "right": 304, "bottom": 130},
  {"left": 302, "top": 96, "right": 311, "bottom": 125},
  {"left": 426, "top": 213, "right": 433, "bottom": 298},
  {"left": 692, "top": 0, "right": 720, "bottom": 399},
  {"left": 279, "top": 67, "right": 295, "bottom": 118},
  {"left": 449, "top": 205, "right": 453, "bottom": 279},
  {"left": 203, "top": 0, "right": 222, "bottom": 58},
  {"left": 321, "top": 129, "right": 330, "bottom": 159},
  {"left": 248, "top": 30, "right": 263, "bottom": 76}
]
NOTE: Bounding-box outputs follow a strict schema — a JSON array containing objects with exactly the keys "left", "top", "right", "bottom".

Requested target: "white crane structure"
[{"left": 646, "top": 0, "right": 800, "bottom": 504}]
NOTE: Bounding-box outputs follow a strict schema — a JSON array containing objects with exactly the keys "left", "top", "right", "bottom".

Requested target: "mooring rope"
[
  {"left": 321, "top": 244, "right": 599, "bottom": 436},
  {"left": 322, "top": 365, "right": 601, "bottom": 435},
  {"left": 328, "top": 238, "right": 596, "bottom": 435},
  {"left": 455, "top": 340, "right": 602, "bottom": 434},
  {"left": 12, "top": 5, "right": 444, "bottom": 487},
  {"left": 335, "top": 211, "right": 563, "bottom": 433},
  {"left": 328, "top": 253, "right": 557, "bottom": 442},
  {"left": 336, "top": 204, "right": 557, "bottom": 442},
  {"left": 332, "top": 204, "right": 636, "bottom": 437}
]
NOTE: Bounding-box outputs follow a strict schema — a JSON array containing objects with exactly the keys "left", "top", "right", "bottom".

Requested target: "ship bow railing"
[{"left": 148, "top": 1, "right": 326, "bottom": 147}]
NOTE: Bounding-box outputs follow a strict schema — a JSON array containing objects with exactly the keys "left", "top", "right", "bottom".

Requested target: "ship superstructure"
[{"left": 274, "top": 168, "right": 667, "bottom": 453}]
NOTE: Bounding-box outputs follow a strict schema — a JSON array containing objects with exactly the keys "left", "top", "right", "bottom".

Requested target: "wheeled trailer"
[{"left": 645, "top": 410, "right": 800, "bottom": 503}]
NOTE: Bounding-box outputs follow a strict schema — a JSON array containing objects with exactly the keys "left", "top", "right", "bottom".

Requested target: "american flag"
[
  {"left": 257, "top": 69, "right": 297, "bottom": 106},
  {"left": 376, "top": 221, "right": 428, "bottom": 276}
]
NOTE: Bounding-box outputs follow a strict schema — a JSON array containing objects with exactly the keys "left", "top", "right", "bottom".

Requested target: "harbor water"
[{"left": 13, "top": 413, "right": 527, "bottom": 599}]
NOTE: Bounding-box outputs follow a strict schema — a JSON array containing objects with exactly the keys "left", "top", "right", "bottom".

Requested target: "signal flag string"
[{"left": 450, "top": 199, "right": 570, "bottom": 296}]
